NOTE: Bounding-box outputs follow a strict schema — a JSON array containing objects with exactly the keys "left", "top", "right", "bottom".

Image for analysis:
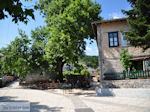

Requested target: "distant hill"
[{"left": 79, "top": 55, "right": 99, "bottom": 69}]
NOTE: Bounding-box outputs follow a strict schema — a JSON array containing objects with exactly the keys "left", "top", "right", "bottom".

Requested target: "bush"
[
  {"left": 63, "top": 67, "right": 90, "bottom": 77},
  {"left": 120, "top": 49, "right": 132, "bottom": 70},
  {"left": 66, "top": 75, "right": 90, "bottom": 88},
  {"left": 63, "top": 70, "right": 79, "bottom": 76},
  {"left": 80, "top": 68, "right": 90, "bottom": 77},
  {"left": 63, "top": 66, "right": 91, "bottom": 88}
]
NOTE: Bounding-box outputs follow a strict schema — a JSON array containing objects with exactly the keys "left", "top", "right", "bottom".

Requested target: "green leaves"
[
  {"left": 120, "top": 49, "right": 132, "bottom": 70},
  {"left": 25, "top": 9, "right": 35, "bottom": 20},
  {"left": 0, "top": 0, "right": 35, "bottom": 23},
  {"left": 0, "top": 0, "right": 101, "bottom": 80},
  {"left": 0, "top": 28, "right": 50, "bottom": 77},
  {"left": 40, "top": 0, "right": 101, "bottom": 63},
  {"left": 123, "top": 0, "right": 150, "bottom": 49},
  {"left": 80, "top": 55, "right": 99, "bottom": 69},
  {"left": 0, "top": 30, "right": 31, "bottom": 76},
  {"left": 37, "top": 0, "right": 101, "bottom": 80}
]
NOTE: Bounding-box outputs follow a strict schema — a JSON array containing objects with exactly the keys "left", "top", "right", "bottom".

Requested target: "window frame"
[
  {"left": 121, "top": 32, "right": 130, "bottom": 47},
  {"left": 108, "top": 31, "right": 119, "bottom": 47}
]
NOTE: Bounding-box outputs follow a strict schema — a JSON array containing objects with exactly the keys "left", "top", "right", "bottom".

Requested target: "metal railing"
[
  {"left": 104, "top": 70, "right": 150, "bottom": 80},
  {"left": 123, "top": 70, "right": 150, "bottom": 79}
]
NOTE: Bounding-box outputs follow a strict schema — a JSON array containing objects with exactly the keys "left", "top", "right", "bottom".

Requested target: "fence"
[
  {"left": 104, "top": 70, "right": 150, "bottom": 80},
  {"left": 123, "top": 70, "right": 150, "bottom": 79}
]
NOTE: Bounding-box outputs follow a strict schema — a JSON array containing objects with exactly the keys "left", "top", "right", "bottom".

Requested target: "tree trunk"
[{"left": 55, "top": 58, "right": 65, "bottom": 82}]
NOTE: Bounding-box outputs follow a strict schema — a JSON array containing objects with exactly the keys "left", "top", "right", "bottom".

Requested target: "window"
[
  {"left": 121, "top": 32, "right": 127, "bottom": 47},
  {"left": 108, "top": 32, "right": 119, "bottom": 47}
]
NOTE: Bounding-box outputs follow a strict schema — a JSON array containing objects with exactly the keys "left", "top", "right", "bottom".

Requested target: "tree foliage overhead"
[
  {"left": 39, "top": 0, "right": 101, "bottom": 81},
  {"left": 30, "top": 27, "right": 49, "bottom": 72},
  {"left": 123, "top": 0, "right": 150, "bottom": 49},
  {"left": 0, "top": 0, "right": 101, "bottom": 81},
  {"left": 0, "top": 0, "right": 34, "bottom": 23}
]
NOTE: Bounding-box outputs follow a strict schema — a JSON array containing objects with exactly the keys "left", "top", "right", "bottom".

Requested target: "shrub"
[
  {"left": 63, "top": 67, "right": 91, "bottom": 88},
  {"left": 63, "top": 70, "right": 79, "bottom": 76},
  {"left": 65, "top": 75, "right": 90, "bottom": 88},
  {"left": 63, "top": 68, "right": 90, "bottom": 77},
  {"left": 80, "top": 68, "right": 90, "bottom": 77},
  {"left": 120, "top": 49, "right": 132, "bottom": 70}
]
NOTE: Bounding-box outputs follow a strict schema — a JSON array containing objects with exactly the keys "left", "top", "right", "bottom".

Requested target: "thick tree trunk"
[{"left": 55, "top": 58, "right": 65, "bottom": 82}]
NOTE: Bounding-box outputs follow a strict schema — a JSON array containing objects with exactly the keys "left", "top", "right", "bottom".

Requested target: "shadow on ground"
[
  {"left": 0, "top": 96, "right": 63, "bottom": 112},
  {"left": 68, "top": 91, "right": 97, "bottom": 97},
  {"left": 67, "top": 88, "right": 115, "bottom": 97}
]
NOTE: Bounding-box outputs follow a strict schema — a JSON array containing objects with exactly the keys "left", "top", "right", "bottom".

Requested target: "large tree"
[
  {"left": 123, "top": 0, "right": 150, "bottom": 49},
  {"left": 0, "top": 28, "right": 50, "bottom": 77},
  {"left": 30, "top": 27, "right": 49, "bottom": 72},
  {"left": 0, "top": 0, "right": 34, "bottom": 23},
  {"left": 0, "top": 30, "right": 31, "bottom": 77},
  {"left": 39, "top": 0, "right": 101, "bottom": 81}
]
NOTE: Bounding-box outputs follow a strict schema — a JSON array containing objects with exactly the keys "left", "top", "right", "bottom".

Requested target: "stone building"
[{"left": 92, "top": 18, "right": 150, "bottom": 78}]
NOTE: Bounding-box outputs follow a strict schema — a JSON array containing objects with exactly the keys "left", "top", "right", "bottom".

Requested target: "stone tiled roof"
[
  {"left": 91, "top": 18, "right": 127, "bottom": 39},
  {"left": 92, "top": 18, "right": 127, "bottom": 25}
]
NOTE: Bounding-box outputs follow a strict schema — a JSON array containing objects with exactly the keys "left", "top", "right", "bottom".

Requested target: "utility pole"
[
  {"left": 98, "top": 27, "right": 103, "bottom": 83},
  {"left": 95, "top": 24, "right": 103, "bottom": 83}
]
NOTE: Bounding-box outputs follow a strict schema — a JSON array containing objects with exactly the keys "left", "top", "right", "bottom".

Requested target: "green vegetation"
[
  {"left": 0, "top": 30, "right": 31, "bottom": 77},
  {"left": 63, "top": 64, "right": 90, "bottom": 77},
  {"left": 0, "top": 0, "right": 101, "bottom": 82},
  {"left": 80, "top": 68, "right": 90, "bottom": 77},
  {"left": 123, "top": 0, "right": 150, "bottom": 49},
  {"left": 79, "top": 55, "right": 98, "bottom": 68},
  {"left": 0, "top": 29, "right": 49, "bottom": 78},
  {"left": 0, "top": 0, "right": 34, "bottom": 23},
  {"left": 120, "top": 49, "right": 132, "bottom": 70},
  {"left": 39, "top": 0, "right": 101, "bottom": 81}
]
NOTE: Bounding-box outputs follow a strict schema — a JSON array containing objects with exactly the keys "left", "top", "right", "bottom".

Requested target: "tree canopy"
[
  {"left": 123, "top": 0, "right": 150, "bottom": 49},
  {"left": 0, "top": 30, "right": 31, "bottom": 77},
  {"left": 39, "top": 0, "right": 101, "bottom": 81},
  {"left": 30, "top": 27, "right": 49, "bottom": 72},
  {"left": 0, "top": 0, "right": 101, "bottom": 82},
  {"left": 0, "top": 0, "right": 34, "bottom": 23},
  {"left": 0, "top": 29, "right": 50, "bottom": 77}
]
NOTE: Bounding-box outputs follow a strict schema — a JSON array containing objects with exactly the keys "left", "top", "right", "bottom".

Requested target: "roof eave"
[{"left": 92, "top": 18, "right": 127, "bottom": 25}]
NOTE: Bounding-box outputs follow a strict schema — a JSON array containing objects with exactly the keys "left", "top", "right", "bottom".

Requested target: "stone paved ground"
[
  {"left": 0, "top": 89, "right": 74, "bottom": 112},
  {"left": 0, "top": 82, "right": 150, "bottom": 112}
]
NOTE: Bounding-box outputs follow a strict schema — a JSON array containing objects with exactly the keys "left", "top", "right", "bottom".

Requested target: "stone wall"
[
  {"left": 97, "top": 20, "right": 128, "bottom": 74},
  {"left": 96, "top": 88, "right": 150, "bottom": 98},
  {"left": 101, "top": 79, "right": 150, "bottom": 88},
  {"left": 97, "top": 20, "right": 150, "bottom": 74}
]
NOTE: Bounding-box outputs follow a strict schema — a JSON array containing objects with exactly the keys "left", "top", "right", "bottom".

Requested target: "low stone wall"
[
  {"left": 101, "top": 79, "right": 150, "bottom": 88},
  {"left": 96, "top": 88, "right": 150, "bottom": 98}
]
